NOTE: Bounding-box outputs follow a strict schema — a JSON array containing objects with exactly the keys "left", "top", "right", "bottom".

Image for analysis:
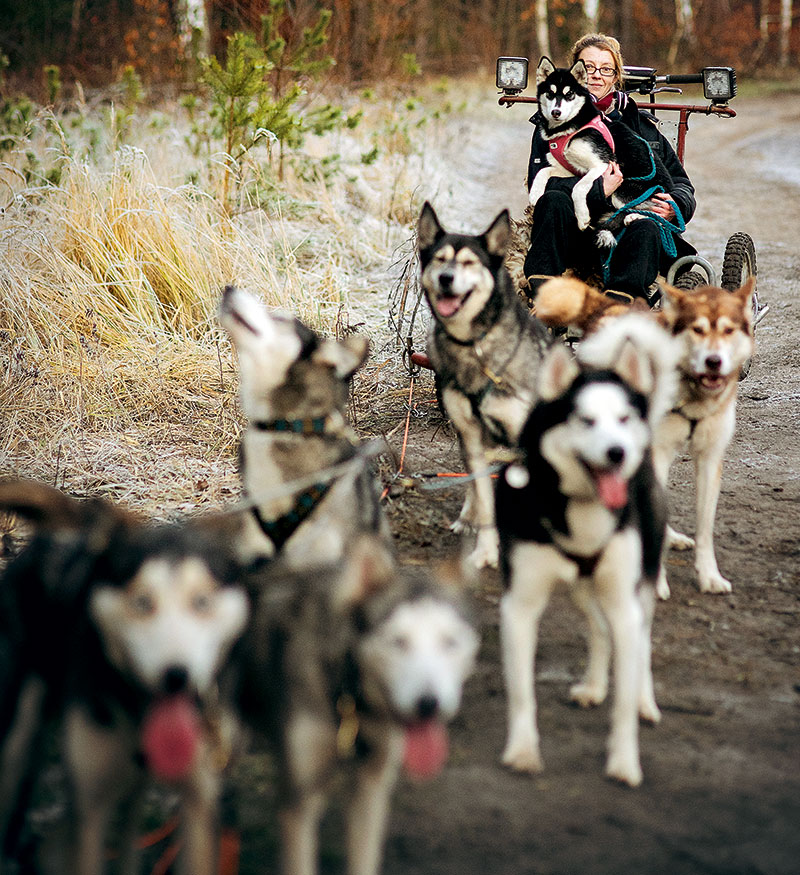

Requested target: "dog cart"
[{"left": 495, "top": 56, "right": 767, "bottom": 316}]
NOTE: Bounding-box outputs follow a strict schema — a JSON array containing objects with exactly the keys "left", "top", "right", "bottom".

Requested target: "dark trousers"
[{"left": 523, "top": 190, "right": 666, "bottom": 299}]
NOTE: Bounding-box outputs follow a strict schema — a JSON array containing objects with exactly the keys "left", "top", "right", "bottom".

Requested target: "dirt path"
[{"left": 354, "top": 93, "right": 800, "bottom": 875}]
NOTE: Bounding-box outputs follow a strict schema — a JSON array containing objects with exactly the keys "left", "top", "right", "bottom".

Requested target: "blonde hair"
[{"left": 570, "top": 33, "right": 625, "bottom": 88}]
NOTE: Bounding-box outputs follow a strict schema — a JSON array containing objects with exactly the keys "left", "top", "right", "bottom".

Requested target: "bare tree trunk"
[
  {"left": 69, "top": 0, "right": 84, "bottom": 54},
  {"left": 583, "top": 0, "right": 600, "bottom": 30},
  {"left": 779, "top": 0, "right": 792, "bottom": 67},
  {"left": 667, "top": 0, "right": 695, "bottom": 66},
  {"left": 174, "top": 0, "right": 210, "bottom": 55},
  {"left": 535, "top": 0, "right": 550, "bottom": 58}
]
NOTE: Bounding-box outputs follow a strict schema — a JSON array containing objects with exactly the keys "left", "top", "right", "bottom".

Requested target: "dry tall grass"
[{"left": 0, "top": 78, "right": 472, "bottom": 515}]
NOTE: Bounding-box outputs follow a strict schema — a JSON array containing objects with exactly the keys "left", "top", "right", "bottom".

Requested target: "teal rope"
[
  {"left": 623, "top": 131, "right": 657, "bottom": 182},
  {"left": 601, "top": 194, "right": 686, "bottom": 285}
]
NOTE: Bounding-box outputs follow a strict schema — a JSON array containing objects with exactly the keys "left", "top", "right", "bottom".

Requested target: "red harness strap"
[{"left": 547, "top": 115, "right": 615, "bottom": 175}]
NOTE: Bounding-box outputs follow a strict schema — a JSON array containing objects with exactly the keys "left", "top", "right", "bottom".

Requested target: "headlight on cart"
[
  {"left": 496, "top": 57, "right": 529, "bottom": 94},
  {"left": 702, "top": 67, "right": 736, "bottom": 103}
]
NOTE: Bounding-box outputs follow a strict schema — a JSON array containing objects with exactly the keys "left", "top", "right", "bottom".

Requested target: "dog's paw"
[
  {"left": 501, "top": 740, "right": 544, "bottom": 774},
  {"left": 569, "top": 680, "right": 607, "bottom": 708},
  {"left": 595, "top": 230, "right": 616, "bottom": 250},
  {"left": 656, "top": 569, "right": 671, "bottom": 601},
  {"left": 528, "top": 183, "right": 545, "bottom": 207},
  {"left": 575, "top": 208, "right": 591, "bottom": 231},
  {"left": 450, "top": 517, "right": 468, "bottom": 535},
  {"left": 605, "top": 751, "right": 643, "bottom": 787},
  {"left": 623, "top": 212, "right": 646, "bottom": 225},
  {"left": 698, "top": 571, "right": 733, "bottom": 594},
  {"left": 667, "top": 526, "right": 694, "bottom": 551},
  {"left": 638, "top": 696, "right": 662, "bottom": 725},
  {"left": 467, "top": 528, "right": 499, "bottom": 569}
]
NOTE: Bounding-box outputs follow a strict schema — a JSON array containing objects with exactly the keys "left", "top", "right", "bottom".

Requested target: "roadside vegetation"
[{"left": 0, "top": 33, "right": 468, "bottom": 514}]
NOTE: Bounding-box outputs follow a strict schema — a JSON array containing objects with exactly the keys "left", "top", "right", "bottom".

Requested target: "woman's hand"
[
  {"left": 650, "top": 192, "right": 677, "bottom": 221},
  {"left": 602, "top": 161, "right": 623, "bottom": 196}
]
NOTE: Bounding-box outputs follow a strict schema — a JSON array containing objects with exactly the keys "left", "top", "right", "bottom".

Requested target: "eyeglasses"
[{"left": 583, "top": 63, "right": 616, "bottom": 77}]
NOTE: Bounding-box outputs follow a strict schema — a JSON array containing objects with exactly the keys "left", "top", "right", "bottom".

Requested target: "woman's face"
[{"left": 578, "top": 46, "right": 618, "bottom": 100}]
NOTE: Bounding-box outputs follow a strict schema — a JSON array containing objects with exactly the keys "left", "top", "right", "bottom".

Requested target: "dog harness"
[
  {"left": 248, "top": 415, "right": 357, "bottom": 549},
  {"left": 547, "top": 115, "right": 615, "bottom": 175}
]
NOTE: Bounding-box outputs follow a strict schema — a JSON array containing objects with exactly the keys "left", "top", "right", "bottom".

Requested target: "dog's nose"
[
  {"left": 551, "top": 108, "right": 561, "bottom": 119},
  {"left": 438, "top": 271, "right": 454, "bottom": 291},
  {"left": 162, "top": 665, "right": 189, "bottom": 694},
  {"left": 705, "top": 354, "right": 722, "bottom": 372},
  {"left": 416, "top": 694, "right": 440, "bottom": 721},
  {"left": 606, "top": 446, "right": 625, "bottom": 466}
]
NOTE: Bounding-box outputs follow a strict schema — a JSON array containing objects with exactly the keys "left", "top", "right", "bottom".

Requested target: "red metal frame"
[{"left": 497, "top": 94, "right": 736, "bottom": 163}]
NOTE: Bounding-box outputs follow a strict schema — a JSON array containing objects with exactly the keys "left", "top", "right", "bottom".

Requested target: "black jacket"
[{"left": 526, "top": 95, "right": 696, "bottom": 228}]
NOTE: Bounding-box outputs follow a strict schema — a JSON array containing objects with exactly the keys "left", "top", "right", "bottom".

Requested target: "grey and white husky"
[
  {"left": 218, "top": 285, "right": 389, "bottom": 568},
  {"left": 417, "top": 201, "right": 547, "bottom": 569},
  {"left": 495, "top": 331, "right": 672, "bottom": 786},
  {"left": 238, "top": 537, "right": 480, "bottom": 875}
]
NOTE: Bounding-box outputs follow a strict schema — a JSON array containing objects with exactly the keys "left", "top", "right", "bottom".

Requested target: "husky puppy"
[
  {"left": 417, "top": 201, "right": 547, "bottom": 569},
  {"left": 218, "top": 285, "right": 389, "bottom": 568},
  {"left": 0, "top": 480, "right": 251, "bottom": 875},
  {"left": 530, "top": 57, "right": 674, "bottom": 246},
  {"left": 238, "top": 538, "right": 480, "bottom": 875},
  {"left": 536, "top": 275, "right": 756, "bottom": 596},
  {"left": 495, "top": 341, "right": 668, "bottom": 786}
]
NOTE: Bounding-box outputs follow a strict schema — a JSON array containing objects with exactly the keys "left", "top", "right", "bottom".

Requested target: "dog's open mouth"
[
  {"left": 698, "top": 373, "right": 727, "bottom": 392},
  {"left": 586, "top": 465, "right": 628, "bottom": 511},
  {"left": 435, "top": 290, "right": 470, "bottom": 319},
  {"left": 141, "top": 694, "right": 201, "bottom": 781},
  {"left": 403, "top": 719, "right": 449, "bottom": 780}
]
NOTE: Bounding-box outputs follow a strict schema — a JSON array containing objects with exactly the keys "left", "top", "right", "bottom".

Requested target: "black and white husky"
[
  {"left": 0, "top": 480, "right": 251, "bottom": 874},
  {"left": 529, "top": 56, "right": 674, "bottom": 248},
  {"left": 495, "top": 336, "right": 670, "bottom": 786},
  {"left": 417, "top": 201, "right": 547, "bottom": 568},
  {"left": 238, "top": 537, "right": 479, "bottom": 875}
]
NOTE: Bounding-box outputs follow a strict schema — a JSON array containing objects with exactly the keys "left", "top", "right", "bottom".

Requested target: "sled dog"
[
  {"left": 0, "top": 479, "right": 251, "bottom": 875},
  {"left": 218, "top": 285, "right": 389, "bottom": 567},
  {"left": 536, "top": 275, "right": 756, "bottom": 596},
  {"left": 237, "top": 538, "right": 479, "bottom": 875},
  {"left": 417, "top": 201, "right": 547, "bottom": 569},
  {"left": 529, "top": 56, "right": 674, "bottom": 247},
  {"left": 654, "top": 279, "right": 755, "bottom": 595},
  {"left": 495, "top": 339, "right": 669, "bottom": 786}
]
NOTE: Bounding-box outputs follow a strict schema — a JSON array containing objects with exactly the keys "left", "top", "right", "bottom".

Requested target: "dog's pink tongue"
[
  {"left": 141, "top": 695, "right": 200, "bottom": 781},
  {"left": 595, "top": 471, "right": 628, "bottom": 510},
  {"left": 403, "top": 721, "right": 449, "bottom": 780},
  {"left": 436, "top": 296, "right": 461, "bottom": 318}
]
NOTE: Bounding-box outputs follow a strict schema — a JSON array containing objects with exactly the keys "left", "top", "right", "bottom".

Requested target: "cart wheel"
[
  {"left": 673, "top": 269, "right": 707, "bottom": 290},
  {"left": 721, "top": 232, "right": 757, "bottom": 290},
  {"left": 721, "top": 232, "right": 758, "bottom": 380}
]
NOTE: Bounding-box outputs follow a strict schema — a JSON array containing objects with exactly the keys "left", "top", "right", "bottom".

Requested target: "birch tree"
[
  {"left": 668, "top": 0, "right": 696, "bottom": 66},
  {"left": 780, "top": 0, "right": 793, "bottom": 67}
]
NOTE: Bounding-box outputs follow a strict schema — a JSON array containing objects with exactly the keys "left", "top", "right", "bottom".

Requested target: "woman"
[{"left": 523, "top": 33, "right": 697, "bottom": 302}]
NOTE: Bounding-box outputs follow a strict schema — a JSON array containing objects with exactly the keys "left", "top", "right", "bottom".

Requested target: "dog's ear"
[
  {"left": 333, "top": 535, "right": 395, "bottom": 610},
  {"left": 0, "top": 479, "right": 132, "bottom": 537},
  {"left": 313, "top": 335, "right": 370, "bottom": 379},
  {"left": 417, "top": 201, "right": 444, "bottom": 253},
  {"left": 732, "top": 276, "right": 756, "bottom": 309},
  {"left": 482, "top": 209, "right": 511, "bottom": 258},
  {"left": 614, "top": 339, "right": 655, "bottom": 397},
  {"left": 536, "top": 56, "right": 555, "bottom": 84},
  {"left": 656, "top": 281, "right": 686, "bottom": 329},
  {"left": 537, "top": 344, "right": 579, "bottom": 401},
  {"left": 570, "top": 59, "right": 589, "bottom": 86}
]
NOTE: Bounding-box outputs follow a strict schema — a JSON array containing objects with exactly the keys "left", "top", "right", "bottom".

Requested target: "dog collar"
[{"left": 253, "top": 416, "right": 331, "bottom": 436}]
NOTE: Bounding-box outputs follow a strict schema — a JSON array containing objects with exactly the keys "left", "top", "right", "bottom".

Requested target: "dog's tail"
[{"left": 577, "top": 312, "right": 681, "bottom": 427}]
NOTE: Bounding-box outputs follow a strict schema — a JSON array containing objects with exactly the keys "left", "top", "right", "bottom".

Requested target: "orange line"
[{"left": 381, "top": 377, "right": 415, "bottom": 501}]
